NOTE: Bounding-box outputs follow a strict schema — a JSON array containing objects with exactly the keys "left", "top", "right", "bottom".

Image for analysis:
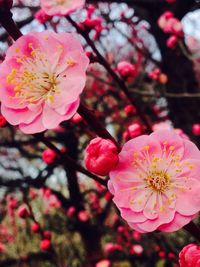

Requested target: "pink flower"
[
  {"left": 67, "top": 206, "right": 76, "bottom": 217},
  {"left": 0, "top": 115, "right": 7, "bottom": 127},
  {"left": 42, "top": 149, "right": 57, "bottom": 164},
  {"left": 117, "top": 61, "right": 137, "bottom": 79},
  {"left": 0, "top": 31, "right": 89, "bottom": 134},
  {"left": 128, "top": 123, "right": 143, "bottom": 139},
  {"left": 17, "top": 205, "right": 30, "bottom": 218},
  {"left": 192, "top": 124, "right": 200, "bottom": 136},
  {"left": 108, "top": 130, "right": 200, "bottom": 233},
  {"left": 78, "top": 210, "right": 90, "bottom": 222},
  {"left": 179, "top": 244, "right": 200, "bottom": 266},
  {"left": 31, "top": 223, "right": 40, "bottom": 233},
  {"left": 158, "top": 12, "right": 183, "bottom": 37},
  {"left": 104, "top": 243, "right": 123, "bottom": 253},
  {"left": 40, "top": 239, "right": 51, "bottom": 250},
  {"left": 96, "top": 259, "right": 111, "bottom": 267},
  {"left": 130, "top": 244, "right": 143, "bottom": 255},
  {"left": 84, "top": 137, "right": 119, "bottom": 176},
  {"left": 166, "top": 35, "right": 177, "bottom": 49},
  {"left": 41, "top": 0, "right": 85, "bottom": 16},
  {"left": 34, "top": 9, "right": 52, "bottom": 24}
]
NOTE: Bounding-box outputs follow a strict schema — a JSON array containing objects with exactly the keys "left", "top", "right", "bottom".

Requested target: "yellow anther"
[
  {"left": 48, "top": 95, "right": 54, "bottom": 103},
  {"left": 137, "top": 199, "right": 143, "bottom": 204},
  {"left": 66, "top": 58, "right": 76, "bottom": 66},
  {"left": 142, "top": 145, "right": 150, "bottom": 151},
  {"left": 28, "top": 43, "right": 33, "bottom": 49},
  {"left": 15, "top": 48, "right": 20, "bottom": 53},
  {"left": 169, "top": 146, "right": 175, "bottom": 151}
]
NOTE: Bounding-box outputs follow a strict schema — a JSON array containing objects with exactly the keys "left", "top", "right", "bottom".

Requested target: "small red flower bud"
[
  {"left": 179, "top": 244, "right": 200, "bottom": 267},
  {"left": 17, "top": 205, "right": 30, "bottom": 218},
  {"left": 40, "top": 239, "right": 51, "bottom": 251},
  {"left": 192, "top": 124, "right": 200, "bottom": 136},
  {"left": 117, "top": 61, "right": 137, "bottom": 79},
  {"left": 31, "top": 223, "right": 40, "bottom": 233},
  {"left": 43, "top": 231, "right": 52, "bottom": 240},
  {"left": 0, "top": 115, "right": 7, "bottom": 127},
  {"left": 42, "top": 149, "right": 57, "bottom": 164},
  {"left": 128, "top": 123, "right": 143, "bottom": 138},
  {"left": 124, "top": 105, "right": 136, "bottom": 116},
  {"left": 166, "top": 35, "right": 177, "bottom": 49},
  {"left": 84, "top": 137, "right": 119, "bottom": 176}
]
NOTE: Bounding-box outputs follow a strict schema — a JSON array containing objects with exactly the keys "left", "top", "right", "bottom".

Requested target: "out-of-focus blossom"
[
  {"left": 35, "top": 9, "right": 52, "bottom": 24},
  {"left": 96, "top": 259, "right": 111, "bottom": 267},
  {"left": 42, "top": 149, "right": 57, "bottom": 164}
]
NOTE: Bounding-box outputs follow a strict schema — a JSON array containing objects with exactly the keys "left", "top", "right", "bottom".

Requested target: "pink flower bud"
[
  {"left": 78, "top": 210, "right": 90, "bottom": 222},
  {"left": 104, "top": 243, "right": 123, "bottom": 253},
  {"left": 67, "top": 206, "right": 76, "bottom": 217},
  {"left": 117, "top": 61, "right": 137, "bottom": 79},
  {"left": 96, "top": 259, "right": 111, "bottom": 267},
  {"left": 192, "top": 124, "right": 200, "bottom": 136},
  {"left": 124, "top": 105, "right": 136, "bottom": 116},
  {"left": 179, "top": 244, "right": 200, "bottom": 266},
  {"left": 40, "top": 239, "right": 51, "bottom": 251},
  {"left": 84, "top": 137, "right": 119, "bottom": 176},
  {"left": 130, "top": 244, "right": 143, "bottom": 255},
  {"left": 34, "top": 9, "right": 52, "bottom": 24},
  {"left": 43, "top": 231, "right": 52, "bottom": 240},
  {"left": 166, "top": 35, "right": 177, "bottom": 49},
  {"left": 42, "top": 149, "right": 57, "bottom": 164},
  {"left": 17, "top": 205, "right": 30, "bottom": 218},
  {"left": 71, "top": 113, "right": 83, "bottom": 123},
  {"left": 31, "top": 223, "right": 40, "bottom": 233},
  {"left": 0, "top": 115, "right": 7, "bottom": 127},
  {"left": 128, "top": 123, "right": 143, "bottom": 138}
]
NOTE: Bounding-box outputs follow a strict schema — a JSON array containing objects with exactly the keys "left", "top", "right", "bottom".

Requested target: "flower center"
[
  {"left": 56, "top": 0, "right": 66, "bottom": 5},
  {"left": 6, "top": 44, "right": 62, "bottom": 105},
  {"left": 146, "top": 171, "right": 171, "bottom": 193}
]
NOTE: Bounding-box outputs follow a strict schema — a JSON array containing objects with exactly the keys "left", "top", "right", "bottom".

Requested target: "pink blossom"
[
  {"left": 31, "top": 223, "right": 40, "bottom": 233},
  {"left": 17, "top": 205, "right": 30, "bottom": 218},
  {"left": 78, "top": 210, "right": 90, "bottom": 222},
  {"left": 0, "top": 31, "right": 89, "bottom": 134},
  {"left": 130, "top": 244, "right": 143, "bottom": 255},
  {"left": 108, "top": 130, "right": 200, "bottom": 233},
  {"left": 166, "top": 35, "right": 177, "bottom": 49},
  {"left": 42, "top": 149, "right": 57, "bottom": 164},
  {"left": 104, "top": 242, "right": 123, "bottom": 253},
  {"left": 34, "top": 9, "right": 52, "bottom": 24},
  {"left": 41, "top": 0, "right": 85, "bottom": 16},
  {"left": 192, "top": 124, "right": 200, "bottom": 136},
  {"left": 84, "top": 137, "right": 119, "bottom": 176},
  {"left": 128, "top": 123, "right": 143, "bottom": 139},
  {"left": 179, "top": 244, "right": 200, "bottom": 266},
  {"left": 117, "top": 61, "right": 137, "bottom": 79},
  {"left": 67, "top": 206, "right": 76, "bottom": 217},
  {"left": 96, "top": 259, "right": 111, "bottom": 267},
  {"left": 40, "top": 239, "right": 51, "bottom": 250},
  {"left": 0, "top": 115, "right": 7, "bottom": 127},
  {"left": 158, "top": 12, "right": 183, "bottom": 37}
]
